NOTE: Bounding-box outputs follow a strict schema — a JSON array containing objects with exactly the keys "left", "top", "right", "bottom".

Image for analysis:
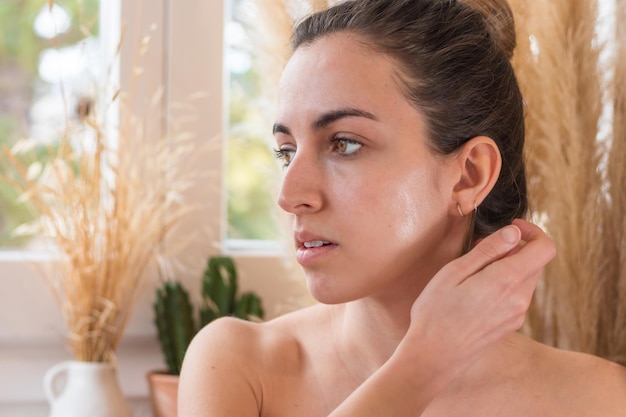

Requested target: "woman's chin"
[{"left": 305, "top": 276, "right": 365, "bottom": 305}]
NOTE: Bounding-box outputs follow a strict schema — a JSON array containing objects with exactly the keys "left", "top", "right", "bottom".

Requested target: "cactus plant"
[
  {"left": 199, "top": 256, "right": 238, "bottom": 325},
  {"left": 233, "top": 291, "right": 264, "bottom": 320},
  {"left": 153, "top": 256, "right": 264, "bottom": 375},
  {"left": 154, "top": 282, "right": 196, "bottom": 375}
]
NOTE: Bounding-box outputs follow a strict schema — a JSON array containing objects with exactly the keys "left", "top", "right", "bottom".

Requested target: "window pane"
[
  {"left": 0, "top": 0, "right": 100, "bottom": 249},
  {"left": 226, "top": 0, "right": 281, "bottom": 241}
]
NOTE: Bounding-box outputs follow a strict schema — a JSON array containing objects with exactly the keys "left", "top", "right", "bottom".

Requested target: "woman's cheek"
[{"left": 386, "top": 180, "right": 442, "bottom": 245}]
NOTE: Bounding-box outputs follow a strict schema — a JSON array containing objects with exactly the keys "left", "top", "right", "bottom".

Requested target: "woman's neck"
[
  {"left": 327, "top": 241, "right": 461, "bottom": 382},
  {"left": 330, "top": 291, "right": 420, "bottom": 380}
]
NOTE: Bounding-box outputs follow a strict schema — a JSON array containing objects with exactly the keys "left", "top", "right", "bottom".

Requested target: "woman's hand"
[
  {"left": 402, "top": 219, "right": 556, "bottom": 385},
  {"left": 329, "top": 220, "right": 555, "bottom": 417}
]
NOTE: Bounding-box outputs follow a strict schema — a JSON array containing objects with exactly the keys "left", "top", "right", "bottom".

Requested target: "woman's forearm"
[{"left": 329, "top": 345, "right": 452, "bottom": 416}]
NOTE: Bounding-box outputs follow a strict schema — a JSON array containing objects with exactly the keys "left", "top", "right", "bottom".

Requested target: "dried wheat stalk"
[{"left": 0, "top": 16, "right": 209, "bottom": 363}]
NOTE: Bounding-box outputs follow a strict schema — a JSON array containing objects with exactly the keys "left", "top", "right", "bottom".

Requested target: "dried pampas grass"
[
  {"left": 603, "top": 0, "right": 626, "bottom": 364},
  {"left": 511, "top": 0, "right": 626, "bottom": 363},
  {"left": 510, "top": 0, "right": 605, "bottom": 352},
  {"left": 1, "top": 63, "right": 199, "bottom": 364}
]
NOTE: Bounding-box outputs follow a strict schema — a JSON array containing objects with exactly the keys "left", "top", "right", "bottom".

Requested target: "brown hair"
[{"left": 291, "top": 0, "right": 527, "bottom": 243}]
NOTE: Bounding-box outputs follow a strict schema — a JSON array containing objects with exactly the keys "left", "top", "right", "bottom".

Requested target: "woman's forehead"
[{"left": 277, "top": 34, "right": 406, "bottom": 117}]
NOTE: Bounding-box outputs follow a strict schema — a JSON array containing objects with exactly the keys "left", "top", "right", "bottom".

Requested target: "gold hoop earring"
[
  {"left": 457, "top": 203, "right": 464, "bottom": 217},
  {"left": 462, "top": 201, "right": 479, "bottom": 253}
]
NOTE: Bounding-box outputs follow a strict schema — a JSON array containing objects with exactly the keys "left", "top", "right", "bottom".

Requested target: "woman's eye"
[
  {"left": 333, "top": 138, "right": 362, "bottom": 155},
  {"left": 274, "top": 148, "right": 296, "bottom": 167}
]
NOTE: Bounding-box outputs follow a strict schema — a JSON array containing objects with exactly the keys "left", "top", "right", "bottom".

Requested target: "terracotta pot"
[{"left": 147, "top": 371, "right": 180, "bottom": 417}]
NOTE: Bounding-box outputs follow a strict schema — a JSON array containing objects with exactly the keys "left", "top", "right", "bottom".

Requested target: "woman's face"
[{"left": 274, "top": 34, "right": 463, "bottom": 304}]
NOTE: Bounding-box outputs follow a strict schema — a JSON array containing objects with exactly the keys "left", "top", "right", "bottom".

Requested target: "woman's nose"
[{"left": 276, "top": 151, "right": 324, "bottom": 215}]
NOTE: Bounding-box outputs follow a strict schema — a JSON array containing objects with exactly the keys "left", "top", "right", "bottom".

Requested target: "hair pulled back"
[{"left": 291, "top": 0, "right": 527, "bottom": 243}]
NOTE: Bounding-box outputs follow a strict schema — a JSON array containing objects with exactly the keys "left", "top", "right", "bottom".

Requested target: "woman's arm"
[{"left": 328, "top": 219, "right": 555, "bottom": 416}]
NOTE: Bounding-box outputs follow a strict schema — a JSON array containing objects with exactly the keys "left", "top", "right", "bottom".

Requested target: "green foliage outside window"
[
  {"left": 227, "top": 70, "right": 281, "bottom": 241},
  {"left": 226, "top": 2, "right": 281, "bottom": 242},
  {"left": 0, "top": 0, "right": 99, "bottom": 248}
]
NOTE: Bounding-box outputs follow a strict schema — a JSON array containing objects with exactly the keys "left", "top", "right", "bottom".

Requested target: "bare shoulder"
[
  {"left": 557, "top": 347, "right": 626, "bottom": 406},
  {"left": 180, "top": 306, "right": 316, "bottom": 382},
  {"left": 527, "top": 337, "right": 626, "bottom": 415},
  {"left": 177, "top": 316, "right": 264, "bottom": 416},
  {"left": 178, "top": 304, "right": 328, "bottom": 417},
  {"left": 183, "top": 303, "right": 324, "bottom": 363}
]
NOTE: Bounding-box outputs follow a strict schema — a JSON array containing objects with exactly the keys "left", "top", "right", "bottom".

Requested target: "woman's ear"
[{"left": 451, "top": 136, "right": 501, "bottom": 215}]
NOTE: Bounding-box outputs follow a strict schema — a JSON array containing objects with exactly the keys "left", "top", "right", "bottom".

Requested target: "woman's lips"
[{"left": 295, "top": 241, "right": 338, "bottom": 266}]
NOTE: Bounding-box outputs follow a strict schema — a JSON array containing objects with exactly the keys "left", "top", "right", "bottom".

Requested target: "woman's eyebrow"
[
  {"left": 272, "top": 123, "right": 290, "bottom": 135},
  {"left": 272, "top": 107, "right": 377, "bottom": 136},
  {"left": 312, "top": 108, "right": 377, "bottom": 130}
]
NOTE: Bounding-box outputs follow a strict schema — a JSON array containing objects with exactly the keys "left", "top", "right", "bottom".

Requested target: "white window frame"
[{"left": 0, "top": 0, "right": 308, "bottom": 406}]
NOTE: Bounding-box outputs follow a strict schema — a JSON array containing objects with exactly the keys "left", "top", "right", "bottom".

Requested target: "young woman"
[{"left": 179, "top": 0, "right": 626, "bottom": 415}]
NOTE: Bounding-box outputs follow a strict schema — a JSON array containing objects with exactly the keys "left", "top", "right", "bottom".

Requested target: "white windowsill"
[
  {"left": 0, "top": 250, "right": 58, "bottom": 262},
  {"left": 223, "top": 238, "right": 288, "bottom": 257}
]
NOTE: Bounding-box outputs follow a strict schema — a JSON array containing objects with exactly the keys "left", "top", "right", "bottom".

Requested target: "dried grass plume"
[
  {"left": 1, "top": 62, "right": 199, "bottom": 364},
  {"left": 509, "top": 0, "right": 625, "bottom": 363}
]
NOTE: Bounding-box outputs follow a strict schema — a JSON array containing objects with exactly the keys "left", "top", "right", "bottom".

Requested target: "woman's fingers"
[
  {"left": 445, "top": 224, "right": 522, "bottom": 285},
  {"left": 479, "top": 219, "right": 556, "bottom": 304},
  {"left": 466, "top": 219, "right": 555, "bottom": 334},
  {"left": 512, "top": 218, "right": 556, "bottom": 260},
  {"left": 445, "top": 219, "right": 555, "bottom": 288},
  {"left": 481, "top": 220, "right": 556, "bottom": 287}
]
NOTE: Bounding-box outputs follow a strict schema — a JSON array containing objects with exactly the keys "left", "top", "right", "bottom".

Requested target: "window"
[
  {"left": 0, "top": 0, "right": 100, "bottom": 250},
  {"left": 0, "top": 0, "right": 308, "bottom": 405},
  {"left": 226, "top": 0, "right": 282, "bottom": 242}
]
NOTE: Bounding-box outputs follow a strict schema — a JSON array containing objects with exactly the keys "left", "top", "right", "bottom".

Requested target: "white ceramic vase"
[{"left": 44, "top": 360, "right": 133, "bottom": 417}]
